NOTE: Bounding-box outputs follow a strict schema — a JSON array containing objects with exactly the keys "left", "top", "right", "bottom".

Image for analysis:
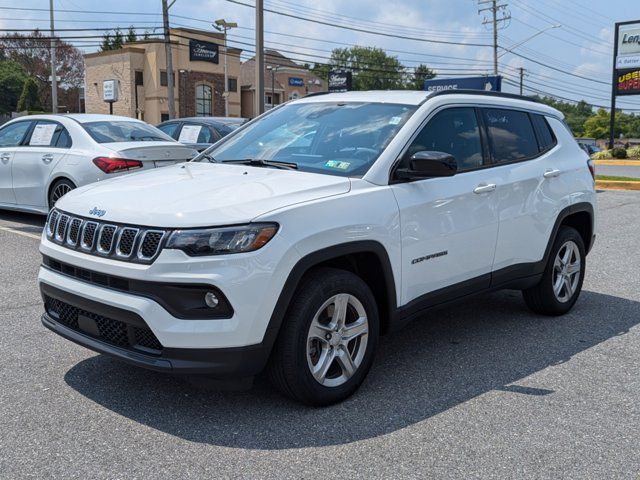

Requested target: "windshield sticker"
[
  {"left": 389, "top": 116, "right": 402, "bottom": 125},
  {"left": 178, "top": 125, "right": 202, "bottom": 144},
  {"left": 29, "top": 124, "right": 57, "bottom": 146},
  {"left": 325, "top": 160, "right": 351, "bottom": 170}
]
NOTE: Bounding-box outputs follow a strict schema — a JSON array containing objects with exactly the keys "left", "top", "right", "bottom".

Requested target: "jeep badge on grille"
[{"left": 88, "top": 207, "right": 106, "bottom": 217}]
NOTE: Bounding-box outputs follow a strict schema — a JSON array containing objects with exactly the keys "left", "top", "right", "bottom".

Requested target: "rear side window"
[
  {"left": 531, "top": 114, "right": 556, "bottom": 152},
  {"left": 0, "top": 121, "right": 32, "bottom": 147},
  {"left": 29, "top": 121, "right": 72, "bottom": 148},
  {"left": 482, "top": 108, "right": 539, "bottom": 163},
  {"left": 157, "top": 122, "right": 180, "bottom": 139},
  {"left": 406, "top": 107, "right": 484, "bottom": 172}
]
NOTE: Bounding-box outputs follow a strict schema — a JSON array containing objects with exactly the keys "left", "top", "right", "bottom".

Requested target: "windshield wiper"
[{"left": 223, "top": 159, "right": 298, "bottom": 170}]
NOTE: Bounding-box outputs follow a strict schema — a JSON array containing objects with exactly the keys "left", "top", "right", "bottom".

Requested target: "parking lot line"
[{"left": 0, "top": 225, "right": 42, "bottom": 240}]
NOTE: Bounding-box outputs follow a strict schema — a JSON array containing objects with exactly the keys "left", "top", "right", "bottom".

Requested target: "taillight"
[
  {"left": 92, "top": 157, "right": 143, "bottom": 174},
  {"left": 587, "top": 159, "right": 595, "bottom": 181}
]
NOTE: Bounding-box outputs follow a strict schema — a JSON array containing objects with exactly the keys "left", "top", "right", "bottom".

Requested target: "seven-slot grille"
[{"left": 45, "top": 209, "right": 167, "bottom": 263}]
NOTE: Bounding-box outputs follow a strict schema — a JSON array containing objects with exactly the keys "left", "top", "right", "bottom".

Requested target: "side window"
[
  {"left": 0, "top": 121, "right": 32, "bottom": 147},
  {"left": 482, "top": 108, "right": 539, "bottom": 163},
  {"left": 157, "top": 122, "right": 180, "bottom": 139},
  {"left": 531, "top": 114, "right": 556, "bottom": 152},
  {"left": 406, "top": 107, "right": 484, "bottom": 172},
  {"left": 28, "top": 121, "right": 72, "bottom": 148}
]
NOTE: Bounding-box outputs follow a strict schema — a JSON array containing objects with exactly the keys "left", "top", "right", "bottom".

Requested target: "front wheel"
[
  {"left": 268, "top": 268, "right": 379, "bottom": 406},
  {"left": 522, "top": 226, "right": 586, "bottom": 316}
]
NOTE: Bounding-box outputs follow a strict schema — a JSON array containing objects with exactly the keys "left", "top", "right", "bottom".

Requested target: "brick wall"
[{"left": 178, "top": 71, "right": 225, "bottom": 117}]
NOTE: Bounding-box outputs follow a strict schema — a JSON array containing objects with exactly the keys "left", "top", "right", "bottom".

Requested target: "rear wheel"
[
  {"left": 268, "top": 268, "right": 379, "bottom": 406},
  {"left": 48, "top": 179, "right": 76, "bottom": 209},
  {"left": 522, "top": 226, "right": 585, "bottom": 316}
]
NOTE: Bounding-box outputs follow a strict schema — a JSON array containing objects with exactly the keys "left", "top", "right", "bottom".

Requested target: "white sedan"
[{"left": 0, "top": 114, "right": 198, "bottom": 214}]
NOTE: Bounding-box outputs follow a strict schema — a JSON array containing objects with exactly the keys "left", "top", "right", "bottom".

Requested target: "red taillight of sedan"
[{"left": 92, "top": 157, "right": 143, "bottom": 174}]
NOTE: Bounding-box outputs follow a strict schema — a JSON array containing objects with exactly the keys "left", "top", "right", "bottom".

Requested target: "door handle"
[
  {"left": 0, "top": 153, "right": 10, "bottom": 163},
  {"left": 543, "top": 169, "right": 561, "bottom": 178},
  {"left": 41, "top": 153, "right": 54, "bottom": 164},
  {"left": 473, "top": 183, "right": 497, "bottom": 194}
]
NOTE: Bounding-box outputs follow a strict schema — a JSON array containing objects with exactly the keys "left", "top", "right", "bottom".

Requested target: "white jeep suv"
[{"left": 38, "top": 90, "right": 596, "bottom": 406}]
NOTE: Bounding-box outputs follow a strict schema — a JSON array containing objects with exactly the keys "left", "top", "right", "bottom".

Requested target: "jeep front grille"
[{"left": 46, "top": 209, "right": 167, "bottom": 264}]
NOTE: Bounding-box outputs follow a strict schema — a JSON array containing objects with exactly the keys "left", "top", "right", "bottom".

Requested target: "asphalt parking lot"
[{"left": 1, "top": 190, "right": 639, "bottom": 479}]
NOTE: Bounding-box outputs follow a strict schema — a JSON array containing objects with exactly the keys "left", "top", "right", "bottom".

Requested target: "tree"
[
  {"left": 407, "top": 63, "right": 436, "bottom": 90},
  {"left": 0, "top": 60, "right": 28, "bottom": 113},
  {"left": 17, "top": 77, "right": 43, "bottom": 111},
  {"left": 533, "top": 96, "right": 593, "bottom": 136},
  {"left": 329, "top": 46, "right": 405, "bottom": 90},
  {"left": 126, "top": 26, "right": 138, "bottom": 44},
  {"left": 0, "top": 30, "right": 84, "bottom": 111}
]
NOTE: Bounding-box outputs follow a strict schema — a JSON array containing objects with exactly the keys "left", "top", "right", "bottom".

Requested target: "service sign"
[
  {"left": 189, "top": 39, "right": 219, "bottom": 64},
  {"left": 328, "top": 70, "right": 352, "bottom": 92},
  {"left": 424, "top": 75, "right": 502, "bottom": 92},
  {"left": 288, "top": 77, "right": 304, "bottom": 87},
  {"left": 102, "top": 79, "right": 118, "bottom": 103}
]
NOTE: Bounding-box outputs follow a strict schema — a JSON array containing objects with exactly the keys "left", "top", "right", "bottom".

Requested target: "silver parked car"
[{"left": 0, "top": 114, "right": 197, "bottom": 214}]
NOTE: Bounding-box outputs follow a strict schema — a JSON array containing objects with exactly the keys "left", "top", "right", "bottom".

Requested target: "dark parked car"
[{"left": 156, "top": 117, "right": 235, "bottom": 151}]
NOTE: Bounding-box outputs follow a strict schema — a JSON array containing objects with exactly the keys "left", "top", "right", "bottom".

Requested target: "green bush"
[
  {"left": 627, "top": 146, "right": 640, "bottom": 159},
  {"left": 592, "top": 149, "right": 612, "bottom": 159},
  {"left": 611, "top": 147, "right": 627, "bottom": 159}
]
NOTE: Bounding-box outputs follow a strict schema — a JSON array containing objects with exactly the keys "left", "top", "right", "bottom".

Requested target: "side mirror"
[{"left": 396, "top": 151, "right": 457, "bottom": 180}]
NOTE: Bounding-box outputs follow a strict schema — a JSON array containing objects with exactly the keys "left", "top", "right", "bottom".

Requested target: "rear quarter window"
[{"left": 531, "top": 114, "right": 556, "bottom": 152}]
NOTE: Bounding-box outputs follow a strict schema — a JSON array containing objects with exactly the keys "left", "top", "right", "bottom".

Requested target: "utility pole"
[
  {"left": 162, "top": 0, "right": 176, "bottom": 119},
  {"left": 519, "top": 67, "right": 525, "bottom": 95},
  {"left": 49, "top": 0, "right": 58, "bottom": 113},
  {"left": 255, "top": 0, "right": 265, "bottom": 116},
  {"left": 478, "top": 0, "right": 511, "bottom": 75},
  {"left": 214, "top": 19, "right": 237, "bottom": 117}
]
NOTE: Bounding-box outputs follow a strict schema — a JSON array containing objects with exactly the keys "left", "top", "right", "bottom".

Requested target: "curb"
[
  {"left": 594, "top": 159, "right": 640, "bottom": 166},
  {"left": 595, "top": 180, "right": 640, "bottom": 191}
]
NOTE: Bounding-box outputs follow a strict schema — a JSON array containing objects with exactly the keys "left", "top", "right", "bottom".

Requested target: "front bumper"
[{"left": 40, "top": 282, "right": 270, "bottom": 376}]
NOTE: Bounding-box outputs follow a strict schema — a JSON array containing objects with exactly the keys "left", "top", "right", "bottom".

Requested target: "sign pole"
[{"left": 609, "top": 23, "right": 620, "bottom": 150}]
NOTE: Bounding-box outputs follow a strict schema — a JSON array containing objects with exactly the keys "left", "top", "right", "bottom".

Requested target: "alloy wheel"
[
  {"left": 51, "top": 183, "right": 72, "bottom": 204},
  {"left": 306, "top": 293, "right": 369, "bottom": 388},
  {"left": 552, "top": 240, "right": 581, "bottom": 303}
]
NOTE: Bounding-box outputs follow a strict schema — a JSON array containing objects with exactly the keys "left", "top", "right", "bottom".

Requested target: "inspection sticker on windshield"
[
  {"left": 325, "top": 160, "right": 351, "bottom": 170},
  {"left": 389, "top": 116, "right": 402, "bottom": 125}
]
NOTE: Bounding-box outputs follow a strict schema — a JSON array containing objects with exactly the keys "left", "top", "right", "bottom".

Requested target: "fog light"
[{"left": 204, "top": 291, "right": 219, "bottom": 308}]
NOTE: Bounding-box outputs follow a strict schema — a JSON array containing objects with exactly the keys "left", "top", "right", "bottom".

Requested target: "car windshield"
[
  {"left": 83, "top": 121, "right": 174, "bottom": 143},
  {"left": 195, "top": 102, "right": 417, "bottom": 176}
]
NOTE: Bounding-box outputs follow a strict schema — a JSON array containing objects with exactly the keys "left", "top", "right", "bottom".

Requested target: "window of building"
[
  {"left": 135, "top": 70, "right": 144, "bottom": 86},
  {"left": 227, "top": 77, "right": 238, "bottom": 92},
  {"left": 160, "top": 70, "right": 175, "bottom": 87},
  {"left": 405, "top": 107, "right": 483, "bottom": 172},
  {"left": 161, "top": 113, "right": 170, "bottom": 122},
  {"left": 482, "top": 108, "right": 539, "bottom": 163},
  {"left": 195, "top": 84, "right": 212, "bottom": 116}
]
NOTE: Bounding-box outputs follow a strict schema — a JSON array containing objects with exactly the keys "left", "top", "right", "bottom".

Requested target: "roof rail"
[
  {"left": 304, "top": 91, "right": 331, "bottom": 98},
  {"left": 427, "top": 89, "right": 541, "bottom": 104}
]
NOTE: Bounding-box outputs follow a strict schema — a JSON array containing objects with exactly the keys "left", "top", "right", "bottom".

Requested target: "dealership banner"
[
  {"left": 189, "top": 39, "right": 219, "bottom": 64},
  {"left": 328, "top": 70, "right": 352, "bottom": 92},
  {"left": 616, "top": 68, "right": 640, "bottom": 95},
  {"left": 424, "top": 75, "right": 502, "bottom": 92}
]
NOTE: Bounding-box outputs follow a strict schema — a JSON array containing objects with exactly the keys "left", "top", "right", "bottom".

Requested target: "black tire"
[
  {"left": 48, "top": 178, "right": 76, "bottom": 209},
  {"left": 268, "top": 267, "right": 379, "bottom": 406},
  {"left": 522, "top": 226, "right": 586, "bottom": 316}
]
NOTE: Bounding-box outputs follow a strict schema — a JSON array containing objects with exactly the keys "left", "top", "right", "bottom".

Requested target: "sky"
[{"left": 1, "top": 0, "right": 638, "bottom": 112}]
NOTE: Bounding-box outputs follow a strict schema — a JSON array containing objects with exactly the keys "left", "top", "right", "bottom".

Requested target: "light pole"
[
  {"left": 267, "top": 65, "right": 278, "bottom": 109},
  {"left": 49, "top": 0, "right": 58, "bottom": 113},
  {"left": 162, "top": 0, "right": 177, "bottom": 119},
  {"left": 214, "top": 18, "right": 237, "bottom": 117}
]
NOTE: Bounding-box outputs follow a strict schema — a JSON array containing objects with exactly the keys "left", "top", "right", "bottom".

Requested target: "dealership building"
[{"left": 84, "top": 28, "right": 242, "bottom": 124}]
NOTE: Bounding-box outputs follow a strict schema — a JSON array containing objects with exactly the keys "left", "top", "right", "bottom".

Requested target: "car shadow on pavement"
[
  {"left": 64, "top": 289, "right": 640, "bottom": 450},
  {"left": 0, "top": 210, "right": 46, "bottom": 234}
]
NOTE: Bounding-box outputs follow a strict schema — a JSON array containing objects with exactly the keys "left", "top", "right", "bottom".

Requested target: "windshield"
[
  {"left": 83, "top": 121, "right": 175, "bottom": 143},
  {"left": 195, "top": 102, "right": 417, "bottom": 176}
]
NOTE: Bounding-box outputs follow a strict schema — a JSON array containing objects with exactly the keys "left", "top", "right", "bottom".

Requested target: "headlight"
[{"left": 166, "top": 223, "right": 278, "bottom": 256}]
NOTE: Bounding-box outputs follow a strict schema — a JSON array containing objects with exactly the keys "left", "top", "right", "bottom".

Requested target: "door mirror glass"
[{"left": 396, "top": 151, "right": 457, "bottom": 180}]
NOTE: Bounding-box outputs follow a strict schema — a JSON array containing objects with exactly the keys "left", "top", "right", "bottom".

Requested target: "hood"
[
  {"left": 57, "top": 162, "right": 351, "bottom": 227},
  {"left": 103, "top": 141, "right": 197, "bottom": 161}
]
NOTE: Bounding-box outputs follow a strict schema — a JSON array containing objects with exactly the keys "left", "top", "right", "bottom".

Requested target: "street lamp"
[
  {"left": 213, "top": 18, "right": 237, "bottom": 117},
  {"left": 498, "top": 24, "right": 561, "bottom": 58},
  {"left": 267, "top": 65, "right": 278, "bottom": 109}
]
